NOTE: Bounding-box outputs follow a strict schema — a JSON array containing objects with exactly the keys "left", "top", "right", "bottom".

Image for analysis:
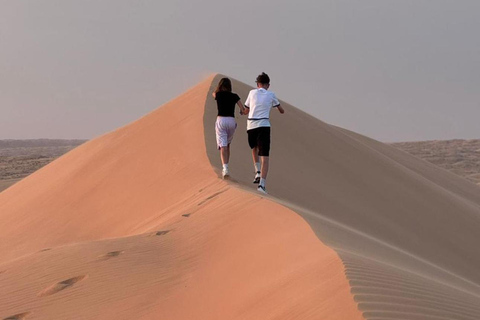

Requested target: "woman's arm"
[{"left": 237, "top": 101, "right": 247, "bottom": 115}]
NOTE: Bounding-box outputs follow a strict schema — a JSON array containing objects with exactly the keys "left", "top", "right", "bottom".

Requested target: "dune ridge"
[
  {"left": 203, "top": 75, "right": 480, "bottom": 319},
  {"left": 0, "top": 75, "right": 362, "bottom": 319}
]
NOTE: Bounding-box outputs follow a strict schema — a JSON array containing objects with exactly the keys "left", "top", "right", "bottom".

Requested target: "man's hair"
[{"left": 256, "top": 72, "right": 270, "bottom": 84}]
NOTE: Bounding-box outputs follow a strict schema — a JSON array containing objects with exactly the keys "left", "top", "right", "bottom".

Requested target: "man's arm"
[
  {"left": 271, "top": 92, "right": 284, "bottom": 114},
  {"left": 276, "top": 104, "right": 285, "bottom": 114},
  {"left": 243, "top": 105, "right": 250, "bottom": 116}
]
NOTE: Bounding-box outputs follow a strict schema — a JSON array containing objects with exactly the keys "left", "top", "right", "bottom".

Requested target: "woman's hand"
[{"left": 237, "top": 101, "right": 247, "bottom": 116}]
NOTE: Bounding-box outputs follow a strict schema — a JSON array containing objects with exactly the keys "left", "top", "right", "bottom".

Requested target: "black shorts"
[{"left": 247, "top": 127, "right": 271, "bottom": 157}]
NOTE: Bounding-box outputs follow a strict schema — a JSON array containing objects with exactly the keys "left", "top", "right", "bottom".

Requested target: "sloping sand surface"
[
  {"left": 204, "top": 76, "right": 480, "bottom": 319},
  {"left": 0, "top": 190, "right": 361, "bottom": 319},
  {"left": 0, "top": 75, "right": 362, "bottom": 319}
]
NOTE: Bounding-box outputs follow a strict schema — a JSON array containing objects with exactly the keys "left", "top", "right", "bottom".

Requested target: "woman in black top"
[{"left": 212, "top": 77, "right": 246, "bottom": 178}]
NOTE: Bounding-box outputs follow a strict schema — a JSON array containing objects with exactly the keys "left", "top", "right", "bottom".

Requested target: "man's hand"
[{"left": 277, "top": 105, "right": 285, "bottom": 114}]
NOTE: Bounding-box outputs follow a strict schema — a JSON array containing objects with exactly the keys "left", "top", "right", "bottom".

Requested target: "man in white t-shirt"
[{"left": 244, "top": 72, "right": 285, "bottom": 194}]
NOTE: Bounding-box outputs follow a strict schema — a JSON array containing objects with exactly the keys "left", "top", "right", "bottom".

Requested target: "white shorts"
[{"left": 215, "top": 116, "right": 237, "bottom": 149}]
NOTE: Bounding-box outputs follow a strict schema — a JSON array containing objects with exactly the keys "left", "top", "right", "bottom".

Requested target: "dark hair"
[
  {"left": 214, "top": 77, "right": 232, "bottom": 93},
  {"left": 256, "top": 72, "right": 270, "bottom": 84}
]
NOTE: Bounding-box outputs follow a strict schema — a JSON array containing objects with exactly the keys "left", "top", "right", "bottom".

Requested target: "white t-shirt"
[{"left": 244, "top": 88, "right": 280, "bottom": 131}]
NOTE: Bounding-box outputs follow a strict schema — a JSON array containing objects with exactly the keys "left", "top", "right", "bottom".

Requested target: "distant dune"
[{"left": 1, "top": 75, "right": 480, "bottom": 319}]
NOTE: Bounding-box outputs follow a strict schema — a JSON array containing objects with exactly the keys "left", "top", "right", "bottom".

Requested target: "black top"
[{"left": 215, "top": 91, "right": 240, "bottom": 117}]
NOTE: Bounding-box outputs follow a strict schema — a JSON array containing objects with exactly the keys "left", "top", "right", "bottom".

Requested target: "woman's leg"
[{"left": 220, "top": 146, "right": 229, "bottom": 165}]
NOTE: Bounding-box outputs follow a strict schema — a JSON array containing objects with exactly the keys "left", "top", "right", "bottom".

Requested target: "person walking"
[
  {"left": 213, "top": 77, "right": 246, "bottom": 178},
  {"left": 244, "top": 72, "right": 285, "bottom": 193}
]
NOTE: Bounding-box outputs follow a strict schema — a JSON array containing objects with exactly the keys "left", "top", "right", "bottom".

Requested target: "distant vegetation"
[
  {"left": 0, "top": 139, "right": 87, "bottom": 191},
  {"left": 0, "top": 139, "right": 86, "bottom": 149},
  {"left": 391, "top": 139, "right": 480, "bottom": 185}
]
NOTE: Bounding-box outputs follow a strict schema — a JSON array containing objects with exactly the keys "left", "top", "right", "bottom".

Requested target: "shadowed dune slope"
[
  {"left": 204, "top": 75, "right": 480, "bottom": 319},
  {"left": 0, "top": 75, "right": 362, "bottom": 319}
]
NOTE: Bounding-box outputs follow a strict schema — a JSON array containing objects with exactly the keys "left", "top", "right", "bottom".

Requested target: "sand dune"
[
  {"left": 0, "top": 75, "right": 361, "bottom": 319},
  {"left": 204, "top": 76, "right": 480, "bottom": 319},
  {"left": 2, "top": 74, "right": 480, "bottom": 319}
]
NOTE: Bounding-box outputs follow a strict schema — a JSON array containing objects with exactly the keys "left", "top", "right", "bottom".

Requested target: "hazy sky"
[{"left": 1, "top": 0, "right": 479, "bottom": 142}]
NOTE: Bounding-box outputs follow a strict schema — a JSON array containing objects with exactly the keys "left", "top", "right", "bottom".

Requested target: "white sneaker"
[
  {"left": 257, "top": 185, "right": 267, "bottom": 194},
  {"left": 253, "top": 171, "right": 261, "bottom": 184},
  {"left": 222, "top": 168, "right": 229, "bottom": 179}
]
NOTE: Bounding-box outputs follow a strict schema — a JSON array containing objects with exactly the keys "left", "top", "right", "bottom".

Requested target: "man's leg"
[
  {"left": 251, "top": 146, "right": 259, "bottom": 165},
  {"left": 251, "top": 147, "right": 261, "bottom": 183},
  {"left": 257, "top": 127, "right": 270, "bottom": 192},
  {"left": 248, "top": 129, "right": 261, "bottom": 183},
  {"left": 257, "top": 155, "right": 269, "bottom": 193},
  {"left": 260, "top": 156, "right": 269, "bottom": 179}
]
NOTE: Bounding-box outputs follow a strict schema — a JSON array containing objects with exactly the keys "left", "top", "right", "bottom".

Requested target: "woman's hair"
[{"left": 214, "top": 77, "right": 232, "bottom": 93}]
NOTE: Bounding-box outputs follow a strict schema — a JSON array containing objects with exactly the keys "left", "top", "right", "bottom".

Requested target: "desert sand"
[
  {"left": 1, "top": 74, "right": 480, "bottom": 319},
  {"left": 0, "top": 75, "right": 361, "bottom": 319}
]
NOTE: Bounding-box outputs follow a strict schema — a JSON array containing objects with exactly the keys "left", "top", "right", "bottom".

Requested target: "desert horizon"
[{"left": 3, "top": 136, "right": 479, "bottom": 193}]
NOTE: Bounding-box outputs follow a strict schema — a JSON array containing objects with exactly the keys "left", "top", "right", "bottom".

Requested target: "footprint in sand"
[
  {"left": 38, "top": 275, "right": 88, "bottom": 297},
  {"left": 3, "top": 312, "right": 31, "bottom": 320},
  {"left": 98, "top": 251, "right": 124, "bottom": 260},
  {"left": 197, "top": 190, "right": 226, "bottom": 206},
  {"left": 156, "top": 230, "right": 170, "bottom": 236},
  {"left": 39, "top": 248, "right": 51, "bottom": 252},
  {"left": 182, "top": 213, "right": 191, "bottom": 218}
]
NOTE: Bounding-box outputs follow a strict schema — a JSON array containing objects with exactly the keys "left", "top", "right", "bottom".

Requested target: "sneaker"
[
  {"left": 257, "top": 185, "right": 267, "bottom": 194},
  {"left": 222, "top": 168, "right": 229, "bottom": 179},
  {"left": 253, "top": 171, "right": 261, "bottom": 184}
]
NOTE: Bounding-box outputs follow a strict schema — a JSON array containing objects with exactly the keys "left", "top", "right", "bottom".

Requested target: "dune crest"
[{"left": 0, "top": 75, "right": 362, "bottom": 319}]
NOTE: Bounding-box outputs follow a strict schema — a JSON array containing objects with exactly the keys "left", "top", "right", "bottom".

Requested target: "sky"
[{"left": 1, "top": 0, "right": 479, "bottom": 142}]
